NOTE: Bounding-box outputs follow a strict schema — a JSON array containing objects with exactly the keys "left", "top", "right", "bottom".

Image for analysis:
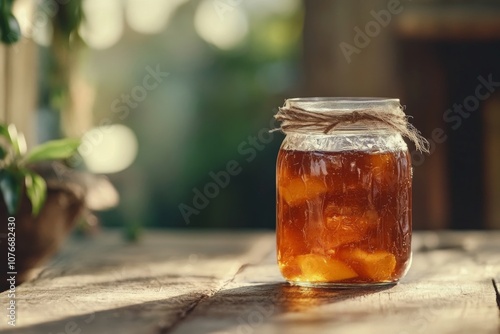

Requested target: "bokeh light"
[
  {"left": 80, "top": 124, "right": 138, "bottom": 174},
  {"left": 194, "top": 0, "right": 249, "bottom": 50},
  {"left": 126, "top": 0, "right": 188, "bottom": 34},
  {"left": 12, "top": 0, "right": 53, "bottom": 46},
  {"left": 79, "top": 0, "right": 124, "bottom": 50}
]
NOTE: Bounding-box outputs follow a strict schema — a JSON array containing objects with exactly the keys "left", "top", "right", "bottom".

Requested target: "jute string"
[{"left": 272, "top": 105, "right": 430, "bottom": 153}]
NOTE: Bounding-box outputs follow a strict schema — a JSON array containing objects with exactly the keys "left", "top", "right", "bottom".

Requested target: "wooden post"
[
  {"left": 484, "top": 95, "right": 500, "bottom": 229},
  {"left": 303, "top": 0, "right": 401, "bottom": 97},
  {"left": 2, "top": 39, "right": 38, "bottom": 147}
]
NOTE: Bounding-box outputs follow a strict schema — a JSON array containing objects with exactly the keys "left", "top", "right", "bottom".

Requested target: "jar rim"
[
  {"left": 286, "top": 97, "right": 400, "bottom": 103},
  {"left": 285, "top": 97, "right": 400, "bottom": 111}
]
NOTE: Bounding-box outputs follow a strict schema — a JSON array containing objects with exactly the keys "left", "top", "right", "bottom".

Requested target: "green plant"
[
  {"left": 0, "top": 0, "right": 83, "bottom": 45},
  {"left": 0, "top": 124, "right": 80, "bottom": 216},
  {"left": 0, "top": 0, "right": 20, "bottom": 44}
]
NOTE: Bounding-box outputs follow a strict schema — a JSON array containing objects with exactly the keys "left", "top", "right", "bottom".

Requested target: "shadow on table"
[
  {"left": 174, "top": 283, "right": 395, "bottom": 333},
  {"left": 2, "top": 281, "right": 393, "bottom": 334}
]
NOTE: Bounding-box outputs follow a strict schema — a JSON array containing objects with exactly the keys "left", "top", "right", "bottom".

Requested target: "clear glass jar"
[{"left": 276, "top": 98, "right": 412, "bottom": 287}]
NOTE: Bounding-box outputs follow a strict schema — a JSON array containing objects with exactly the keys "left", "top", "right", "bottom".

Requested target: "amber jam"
[{"left": 276, "top": 148, "right": 412, "bottom": 286}]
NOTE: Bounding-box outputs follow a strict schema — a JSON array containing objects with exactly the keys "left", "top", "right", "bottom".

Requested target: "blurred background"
[{"left": 1, "top": 0, "right": 500, "bottom": 233}]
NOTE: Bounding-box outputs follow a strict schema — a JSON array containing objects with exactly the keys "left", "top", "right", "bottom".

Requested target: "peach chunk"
[
  {"left": 279, "top": 259, "right": 302, "bottom": 280},
  {"left": 324, "top": 206, "right": 379, "bottom": 248},
  {"left": 296, "top": 254, "right": 358, "bottom": 282},
  {"left": 369, "top": 153, "right": 395, "bottom": 185},
  {"left": 345, "top": 249, "right": 396, "bottom": 281},
  {"left": 279, "top": 177, "right": 327, "bottom": 206}
]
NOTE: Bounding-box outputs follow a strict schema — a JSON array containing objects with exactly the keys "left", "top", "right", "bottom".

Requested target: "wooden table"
[{"left": 1, "top": 231, "right": 499, "bottom": 334}]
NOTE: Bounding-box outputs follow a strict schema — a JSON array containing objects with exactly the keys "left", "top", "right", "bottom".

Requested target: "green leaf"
[
  {"left": 7, "top": 124, "right": 21, "bottom": 155},
  {"left": 11, "top": 128, "right": 27, "bottom": 156},
  {"left": 0, "top": 145, "right": 7, "bottom": 160},
  {"left": 24, "top": 172, "right": 47, "bottom": 216},
  {"left": 0, "top": 125, "right": 9, "bottom": 139},
  {"left": 0, "top": 124, "right": 26, "bottom": 156},
  {"left": 0, "top": 0, "right": 20, "bottom": 44},
  {"left": 0, "top": 169, "right": 22, "bottom": 215},
  {"left": 25, "top": 139, "right": 80, "bottom": 164},
  {"left": 0, "top": 15, "right": 21, "bottom": 44}
]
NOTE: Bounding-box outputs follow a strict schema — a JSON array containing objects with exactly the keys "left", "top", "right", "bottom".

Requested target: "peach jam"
[{"left": 276, "top": 98, "right": 412, "bottom": 287}]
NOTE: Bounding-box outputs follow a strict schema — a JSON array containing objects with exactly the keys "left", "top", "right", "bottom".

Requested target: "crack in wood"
[
  {"left": 157, "top": 293, "right": 210, "bottom": 334},
  {"left": 158, "top": 265, "right": 244, "bottom": 334},
  {"left": 492, "top": 278, "right": 500, "bottom": 310},
  {"left": 158, "top": 244, "right": 274, "bottom": 333}
]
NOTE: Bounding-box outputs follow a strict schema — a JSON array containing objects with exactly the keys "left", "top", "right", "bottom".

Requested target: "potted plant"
[
  {"left": 1, "top": 1, "right": 121, "bottom": 291},
  {"left": 0, "top": 124, "right": 114, "bottom": 290}
]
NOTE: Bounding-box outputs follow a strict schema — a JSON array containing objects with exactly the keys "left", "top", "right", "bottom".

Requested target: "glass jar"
[{"left": 276, "top": 97, "right": 412, "bottom": 287}]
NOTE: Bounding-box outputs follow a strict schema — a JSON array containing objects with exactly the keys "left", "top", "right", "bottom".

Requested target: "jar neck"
[
  {"left": 283, "top": 124, "right": 398, "bottom": 135},
  {"left": 281, "top": 132, "right": 408, "bottom": 152}
]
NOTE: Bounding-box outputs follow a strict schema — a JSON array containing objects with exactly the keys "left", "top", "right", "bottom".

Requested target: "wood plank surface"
[
  {"left": 0, "top": 231, "right": 499, "bottom": 334},
  {"left": 0, "top": 231, "right": 274, "bottom": 334}
]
